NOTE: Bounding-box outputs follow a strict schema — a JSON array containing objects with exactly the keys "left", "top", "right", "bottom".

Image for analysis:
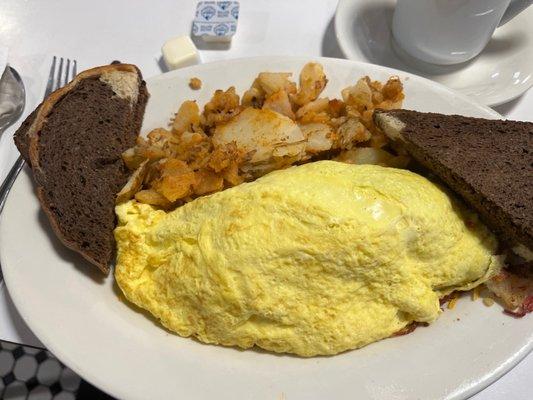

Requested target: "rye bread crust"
[
  {"left": 374, "top": 109, "right": 533, "bottom": 250},
  {"left": 14, "top": 106, "right": 39, "bottom": 163},
  {"left": 13, "top": 64, "right": 149, "bottom": 274}
]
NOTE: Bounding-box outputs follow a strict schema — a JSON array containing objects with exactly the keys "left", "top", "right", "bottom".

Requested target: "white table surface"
[{"left": 0, "top": 0, "right": 531, "bottom": 398}]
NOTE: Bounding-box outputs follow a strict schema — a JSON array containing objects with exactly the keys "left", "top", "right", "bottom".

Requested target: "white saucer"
[{"left": 335, "top": 0, "right": 533, "bottom": 106}]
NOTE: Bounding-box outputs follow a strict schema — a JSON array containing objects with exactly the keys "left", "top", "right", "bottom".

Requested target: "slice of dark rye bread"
[
  {"left": 374, "top": 109, "right": 532, "bottom": 257},
  {"left": 14, "top": 64, "right": 149, "bottom": 274}
]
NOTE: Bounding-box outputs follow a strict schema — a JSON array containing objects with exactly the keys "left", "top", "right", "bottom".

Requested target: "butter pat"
[
  {"left": 192, "top": 1, "right": 239, "bottom": 43},
  {"left": 161, "top": 36, "right": 200, "bottom": 70}
]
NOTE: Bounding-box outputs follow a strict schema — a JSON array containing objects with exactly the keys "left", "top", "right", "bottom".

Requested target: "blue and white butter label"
[{"left": 193, "top": 1, "right": 239, "bottom": 42}]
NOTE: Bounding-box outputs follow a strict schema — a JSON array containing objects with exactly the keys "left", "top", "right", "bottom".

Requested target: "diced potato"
[
  {"left": 372, "top": 91, "right": 384, "bottom": 104},
  {"left": 257, "top": 72, "right": 294, "bottom": 96},
  {"left": 262, "top": 90, "right": 295, "bottom": 119},
  {"left": 122, "top": 147, "right": 146, "bottom": 170},
  {"left": 147, "top": 128, "right": 174, "bottom": 146},
  {"left": 116, "top": 160, "right": 149, "bottom": 204},
  {"left": 222, "top": 161, "right": 244, "bottom": 186},
  {"left": 328, "top": 99, "right": 345, "bottom": 117},
  {"left": 208, "top": 146, "right": 233, "bottom": 172},
  {"left": 136, "top": 145, "right": 167, "bottom": 162},
  {"left": 295, "top": 98, "right": 329, "bottom": 119},
  {"left": 146, "top": 128, "right": 181, "bottom": 157},
  {"left": 151, "top": 159, "right": 197, "bottom": 202},
  {"left": 291, "top": 63, "right": 327, "bottom": 106},
  {"left": 382, "top": 76, "right": 404, "bottom": 103},
  {"left": 241, "top": 86, "right": 265, "bottom": 108},
  {"left": 298, "top": 112, "right": 331, "bottom": 125},
  {"left": 336, "top": 118, "right": 371, "bottom": 149},
  {"left": 272, "top": 142, "right": 307, "bottom": 158},
  {"left": 134, "top": 190, "right": 172, "bottom": 208},
  {"left": 153, "top": 174, "right": 195, "bottom": 202},
  {"left": 157, "top": 158, "right": 192, "bottom": 176},
  {"left": 341, "top": 77, "right": 373, "bottom": 112},
  {"left": 193, "top": 169, "right": 224, "bottom": 195},
  {"left": 180, "top": 131, "right": 207, "bottom": 147},
  {"left": 189, "top": 77, "right": 202, "bottom": 90},
  {"left": 172, "top": 101, "right": 201, "bottom": 134},
  {"left": 163, "top": 131, "right": 211, "bottom": 167},
  {"left": 299, "top": 123, "right": 334, "bottom": 154},
  {"left": 369, "top": 130, "right": 389, "bottom": 149},
  {"left": 203, "top": 87, "right": 241, "bottom": 129},
  {"left": 213, "top": 108, "right": 305, "bottom": 165}
]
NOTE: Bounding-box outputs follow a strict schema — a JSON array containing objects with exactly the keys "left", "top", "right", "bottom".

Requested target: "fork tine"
[
  {"left": 44, "top": 56, "right": 76, "bottom": 98},
  {"left": 44, "top": 56, "right": 57, "bottom": 96},
  {"left": 64, "top": 59, "right": 71, "bottom": 85},
  {"left": 55, "top": 58, "right": 64, "bottom": 91}
]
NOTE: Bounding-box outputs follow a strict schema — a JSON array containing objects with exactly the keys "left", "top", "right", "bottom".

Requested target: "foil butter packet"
[{"left": 193, "top": 1, "right": 239, "bottom": 42}]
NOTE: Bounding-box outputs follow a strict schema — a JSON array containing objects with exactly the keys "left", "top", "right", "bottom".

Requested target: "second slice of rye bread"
[{"left": 374, "top": 109, "right": 532, "bottom": 253}]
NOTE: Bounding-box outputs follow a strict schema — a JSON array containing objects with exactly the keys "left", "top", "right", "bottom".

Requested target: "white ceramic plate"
[
  {"left": 335, "top": 0, "right": 533, "bottom": 107},
  {"left": 1, "top": 57, "right": 531, "bottom": 400}
]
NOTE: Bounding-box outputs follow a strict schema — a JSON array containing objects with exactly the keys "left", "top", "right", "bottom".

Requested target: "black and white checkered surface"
[{"left": 0, "top": 341, "right": 113, "bottom": 400}]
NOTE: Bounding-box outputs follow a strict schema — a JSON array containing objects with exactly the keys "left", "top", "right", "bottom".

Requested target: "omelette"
[{"left": 114, "top": 161, "right": 501, "bottom": 357}]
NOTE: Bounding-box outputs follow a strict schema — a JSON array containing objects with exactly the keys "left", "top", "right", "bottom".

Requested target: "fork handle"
[{"left": 0, "top": 156, "right": 25, "bottom": 214}]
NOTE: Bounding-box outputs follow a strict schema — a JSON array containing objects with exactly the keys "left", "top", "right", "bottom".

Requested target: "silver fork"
[
  {"left": 0, "top": 57, "right": 77, "bottom": 215},
  {"left": 0, "top": 57, "right": 77, "bottom": 283}
]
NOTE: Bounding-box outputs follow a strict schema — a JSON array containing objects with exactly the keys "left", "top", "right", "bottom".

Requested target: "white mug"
[{"left": 392, "top": 0, "right": 532, "bottom": 65}]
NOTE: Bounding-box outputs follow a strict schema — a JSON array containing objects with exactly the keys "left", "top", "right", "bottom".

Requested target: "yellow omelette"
[{"left": 114, "top": 161, "right": 500, "bottom": 357}]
